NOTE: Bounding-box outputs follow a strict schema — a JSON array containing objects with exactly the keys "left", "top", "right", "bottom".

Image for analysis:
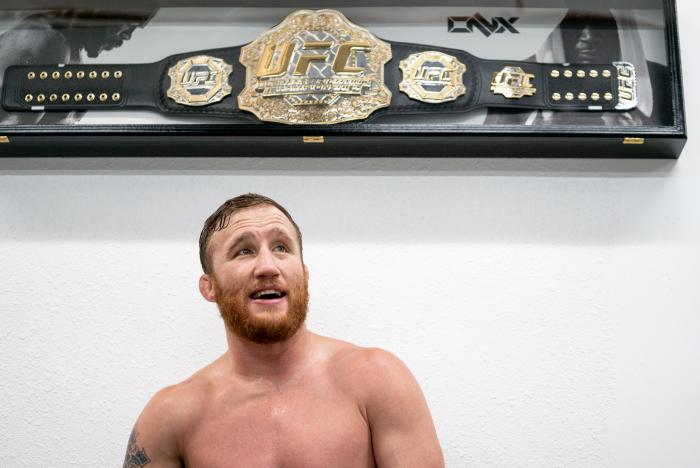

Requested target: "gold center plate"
[{"left": 238, "top": 9, "right": 392, "bottom": 125}]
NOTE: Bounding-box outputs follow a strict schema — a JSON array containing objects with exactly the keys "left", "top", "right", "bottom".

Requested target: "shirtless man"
[{"left": 122, "top": 193, "right": 444, "bottom": 468}]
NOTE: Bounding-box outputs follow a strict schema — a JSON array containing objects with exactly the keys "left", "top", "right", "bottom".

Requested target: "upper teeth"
[{"left": 254, "top": 290, "right": 281, "bottom": 299}]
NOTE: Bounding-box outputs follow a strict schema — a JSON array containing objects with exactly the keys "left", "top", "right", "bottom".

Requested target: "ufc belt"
[{"left": 2, "top": 9, "right": 638, "bottom": 125}]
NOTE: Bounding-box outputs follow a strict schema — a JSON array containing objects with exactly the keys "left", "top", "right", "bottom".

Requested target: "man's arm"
[
  {"left": 362, "top": 349, "right": 445, "bottom": 468},
  {"left": 122, "top": 428, "right": 154, "bottom": 468},
  {"left": 122, "top": 387, "right": 186, "bottom": 468}
]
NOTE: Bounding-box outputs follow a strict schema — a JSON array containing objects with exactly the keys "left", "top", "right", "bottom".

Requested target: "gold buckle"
[{"left": 238, "top": 10, "right": 392, "bottom": 125}]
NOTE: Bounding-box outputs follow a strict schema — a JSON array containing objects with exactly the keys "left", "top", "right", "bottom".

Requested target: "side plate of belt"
[{"left": 2, "top": 9, "right": 638, "bottom": 125}]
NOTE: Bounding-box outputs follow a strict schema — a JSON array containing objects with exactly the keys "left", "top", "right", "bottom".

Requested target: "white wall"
[{"left": 2, "top": 2, "right": 699, "bottom": 467}]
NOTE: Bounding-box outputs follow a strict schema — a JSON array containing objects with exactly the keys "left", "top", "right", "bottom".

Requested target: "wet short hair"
[{"left": 199, "top": 193, "right": 303, "bottom": 273}]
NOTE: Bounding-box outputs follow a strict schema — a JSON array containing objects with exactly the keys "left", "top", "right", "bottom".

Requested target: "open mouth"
[{"left": 250, "top": 289, "right": 287, "bottom": 301}]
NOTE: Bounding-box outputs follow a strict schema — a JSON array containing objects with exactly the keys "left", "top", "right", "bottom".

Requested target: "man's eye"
[
  {"left": 273, "top": 244, "right": 288, "bottom": 253},
  {"left": 237, "top": 248, "right": 253, "bottom": 256}
]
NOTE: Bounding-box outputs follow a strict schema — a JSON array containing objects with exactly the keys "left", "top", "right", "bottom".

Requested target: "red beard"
[{"left": 213, "top": 275, "right": 309, "bottom": 344}]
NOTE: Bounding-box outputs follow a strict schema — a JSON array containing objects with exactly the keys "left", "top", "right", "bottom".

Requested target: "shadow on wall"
[
  {"left": 0, "top": 156, "right": 684, "bottom": 245},
  {"left": 0, "top": 156, "right": 678, "bottom": 174}
]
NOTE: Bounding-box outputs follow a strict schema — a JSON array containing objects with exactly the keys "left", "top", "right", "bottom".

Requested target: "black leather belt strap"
[
  {"left": 2, "top": 45, "right": 248, "bottom": 116},
  {"left": 382, "top": 41, "right": 622, "bottom": 115},
  {"left": 2, "top": 43, "right": 631, "bottom": 120}
]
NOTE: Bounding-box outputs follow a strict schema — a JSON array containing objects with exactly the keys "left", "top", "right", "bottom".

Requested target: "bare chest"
[{"left": 183, "top": 385, "right": 374, "bottom": 468}]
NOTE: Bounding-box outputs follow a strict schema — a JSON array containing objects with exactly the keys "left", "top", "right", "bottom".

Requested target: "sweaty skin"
[{"left": 125, "top": 205, "right": 444, "bottom": 468}]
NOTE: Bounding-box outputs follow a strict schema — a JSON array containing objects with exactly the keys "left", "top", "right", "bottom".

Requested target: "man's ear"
[{"left": 199, "top": 274, "right": 217, "bottom": 303}]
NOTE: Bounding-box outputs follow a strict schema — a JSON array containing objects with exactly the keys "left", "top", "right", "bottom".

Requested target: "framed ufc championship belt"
[{"left": 0, "top": 1, "right": 687, "bottom": 158}]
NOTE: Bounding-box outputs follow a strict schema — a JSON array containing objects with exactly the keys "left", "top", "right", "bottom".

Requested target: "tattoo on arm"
[{"left": 123, "top": 430, "right": 152, "bottom": 468}]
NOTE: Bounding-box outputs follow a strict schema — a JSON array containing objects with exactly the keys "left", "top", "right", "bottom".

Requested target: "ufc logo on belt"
[
  {"left": 617, "top": 64, "right": 635, "bottom": 101},
  {"left": 182, "top": 70, "right": 218, "bottom": 87},
  {"left": 257, "top": 41, "right": 372, "bottom": 78}
]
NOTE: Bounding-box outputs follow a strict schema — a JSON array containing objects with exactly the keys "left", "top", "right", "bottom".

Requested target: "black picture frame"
[{"left": 0, "top": 0, "right": 687, "bottom": 158}]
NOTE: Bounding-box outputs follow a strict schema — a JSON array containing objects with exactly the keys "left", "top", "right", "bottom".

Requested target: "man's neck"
[{"left": 224, "top": 326, "right": 317, "bottom": 385}]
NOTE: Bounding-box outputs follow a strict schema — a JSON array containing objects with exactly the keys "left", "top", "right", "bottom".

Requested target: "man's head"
[
  {"left": 198, "top": 194, "right": 308, "bottom": 344},
  {"left": 560, "top": 11, "right": 621, "bottom": 64},
  {"left": 54, "top": 7, "right": 157, "bottom": 58}
]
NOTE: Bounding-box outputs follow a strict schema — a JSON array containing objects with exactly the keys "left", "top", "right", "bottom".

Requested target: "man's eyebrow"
[
  {"left": 225, "top": 227, "right": 294, "bottom": 254},
  {"left": 268, "top": 227, "right": 294, "bottom": 241},
  {"left": 226, "top": 232, "right": 254, "bottom": 253}
]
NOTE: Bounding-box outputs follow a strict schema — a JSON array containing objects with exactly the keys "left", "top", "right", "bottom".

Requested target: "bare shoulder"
[
  {"left": 318, "top": 339, "right": 444, "bottom": 467},
  {"left": 324, "top": 335, "right": 405, "bottom": 366},
  {"left": 144, "top": 356, "right": 228, "bottom": 421},
  {"left": 128, "top": 362, "right": 219, "bottom": 463},
  {"left": 0, "top": 23, "right": 70, "bottom": 63},
  {"left": 320, "top": 337, "right": 417, "bottom": 398},
  {"left": 141, "top": 376, "right": 206, "bottom": 427},
  {"left": 135, "top": 377, "right": 203, "bottom": 439}
]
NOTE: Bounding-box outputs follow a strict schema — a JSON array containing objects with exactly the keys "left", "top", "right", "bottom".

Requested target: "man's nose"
[
  {"left": 579, "top": 27, "right": 592, "bottom": 42},
  {"left": 254, "top": 248, "right": 281, "bottom": 278}
]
